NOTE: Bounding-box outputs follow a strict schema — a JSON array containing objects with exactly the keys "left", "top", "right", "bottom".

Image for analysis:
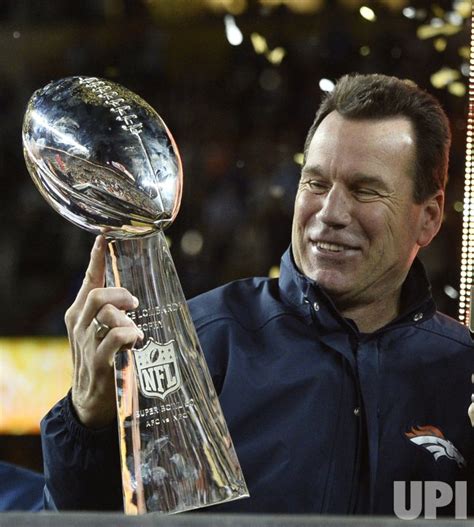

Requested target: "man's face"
[{"left": 291, "top": 111, "right": 442, "bottom": 307}]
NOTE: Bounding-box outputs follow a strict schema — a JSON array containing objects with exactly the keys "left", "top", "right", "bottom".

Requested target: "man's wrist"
[{"left": 63, "top": 390, "right": 117, "bottom": 444}]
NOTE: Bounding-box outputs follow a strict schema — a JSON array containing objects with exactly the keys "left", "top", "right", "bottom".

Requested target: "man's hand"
[
  {"left": 469, "top": 374, "right": 474, "bottom": 427},
  {"left": 66, "top": 236, "right": 143, "bottom": 429}
]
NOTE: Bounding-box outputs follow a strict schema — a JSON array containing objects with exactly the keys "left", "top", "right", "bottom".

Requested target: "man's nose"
[{"left": 316, "top": 186, "right": 352, "bottom": 227}]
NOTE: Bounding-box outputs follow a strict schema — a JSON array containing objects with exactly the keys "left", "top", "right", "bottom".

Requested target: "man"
[{"left": 41, "top": 74, "right": 474, "bottom": 515}]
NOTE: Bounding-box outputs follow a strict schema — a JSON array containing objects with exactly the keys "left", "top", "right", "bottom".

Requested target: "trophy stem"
[{"left": 104, "top": 231, "right": 248, "bottom": 514}]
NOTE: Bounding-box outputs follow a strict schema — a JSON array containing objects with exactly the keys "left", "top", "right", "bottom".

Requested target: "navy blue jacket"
[
  {"left": 0, "top": 462, "right": 44, "bottom": 511},
  {"left": 41, "top": 249, "right": 474, "bottom": 514}
]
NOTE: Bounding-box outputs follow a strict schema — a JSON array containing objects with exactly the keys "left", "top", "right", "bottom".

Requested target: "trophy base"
[{"left": 162, "top": 491, "right": 250, "bottom": 516}]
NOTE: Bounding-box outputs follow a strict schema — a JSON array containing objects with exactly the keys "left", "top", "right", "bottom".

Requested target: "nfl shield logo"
[{"left": 133, "top": 338, "right": 181, "bottom": 399}]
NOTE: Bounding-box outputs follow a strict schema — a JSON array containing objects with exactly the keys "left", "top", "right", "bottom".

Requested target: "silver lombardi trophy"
[{"left": 22, "top": 76, "right": 249, "bottom": 514}]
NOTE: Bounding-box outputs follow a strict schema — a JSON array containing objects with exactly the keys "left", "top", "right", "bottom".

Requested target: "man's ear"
[{"left": 417, "top": 190, "right": 444, "bottom": 248}]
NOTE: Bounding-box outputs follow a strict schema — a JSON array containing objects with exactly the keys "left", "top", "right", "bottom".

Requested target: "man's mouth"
[{"left": 315, "top": 241, "right": 354, "bottom": 253}]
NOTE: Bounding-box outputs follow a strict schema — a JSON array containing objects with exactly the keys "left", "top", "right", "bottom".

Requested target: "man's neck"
[{"left": 338, "top": 289, "right": 401, "bottom": 334}]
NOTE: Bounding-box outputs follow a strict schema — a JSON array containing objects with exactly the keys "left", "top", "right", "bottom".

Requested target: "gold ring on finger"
[{"left": 93, "top": 317, "right": 110, "bottom": 340}]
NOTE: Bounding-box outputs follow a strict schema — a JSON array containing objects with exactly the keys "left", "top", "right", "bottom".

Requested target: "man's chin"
[
  {"left": 305, "top": 270, "right": 352, "bottom": 297},
  {"left": 304, "top": 268, "right": 347, "bottom": 290},
  {"left": 318, "top": 283, "right": 349, "bottom": 299}
]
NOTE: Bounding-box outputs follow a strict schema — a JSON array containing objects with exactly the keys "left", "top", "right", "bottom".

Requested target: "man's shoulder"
[
  {"left": 422, "top": 311, "right": 474, "bottom": 349},
  {"left": 188, "top": 276, "right": 291, "bottom": 331}
]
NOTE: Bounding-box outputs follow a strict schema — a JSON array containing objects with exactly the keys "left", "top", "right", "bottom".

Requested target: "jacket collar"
[{"left": 278, "top": 246, "right": 436, "bottom": 337}]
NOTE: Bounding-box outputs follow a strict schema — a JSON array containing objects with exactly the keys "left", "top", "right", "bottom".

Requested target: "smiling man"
[
  {"left": 293, "top": 111, "right": 443, "bottom": 333},
  {"left": 41, "top": 74, "right": 474, "bottom": 516}
]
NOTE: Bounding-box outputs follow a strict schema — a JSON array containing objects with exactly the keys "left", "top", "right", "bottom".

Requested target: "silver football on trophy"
[{"left": 22, "top": 76, "right": 182, "bottom": 238}]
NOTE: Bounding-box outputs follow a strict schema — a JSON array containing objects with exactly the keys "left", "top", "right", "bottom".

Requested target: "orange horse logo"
[{"left": 405, "top": 425, "right": 466, "bottom": 468}]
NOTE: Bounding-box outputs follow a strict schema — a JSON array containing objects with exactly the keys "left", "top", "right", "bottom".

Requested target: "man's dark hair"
[{"left": 303, "top": 73, "right": 451, "bottom": 203}]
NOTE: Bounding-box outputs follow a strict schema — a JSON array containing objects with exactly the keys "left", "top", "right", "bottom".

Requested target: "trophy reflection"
[{"left": 22, "top": 76, "right": 249, "bottom": 514}]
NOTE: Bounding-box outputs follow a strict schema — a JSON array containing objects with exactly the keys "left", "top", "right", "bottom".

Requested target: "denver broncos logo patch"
[{"left": 405, "top": 425, "right": 466, "bottom": 468}]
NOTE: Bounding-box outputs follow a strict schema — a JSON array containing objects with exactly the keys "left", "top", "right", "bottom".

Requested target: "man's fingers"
[
  {"left": 79, "top": 288, "right": 139, "bottom": 329},
  {"left": 67, "top": 236, "right": 139, "bottom": 330},
  {"left": 74, "top": 236, "right": 107, "bottom": 308},
  {"left": 469, "top": 402, "right": 474, "bottom": 427},
  {"left": 91, "top": 304, "right": 144, "bottom": 342},
  {"left": 470, "top": 376, "right": 474, "bottom": 427},
  {"left": 96, "top": 327, "right": 143, "bottom": 366},
  {"left": 94, "top": 304, "right": 140, "bottom": 331}
]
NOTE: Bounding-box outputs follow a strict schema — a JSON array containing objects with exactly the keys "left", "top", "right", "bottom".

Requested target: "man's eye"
[
  {"left": 354, "top": 188, "right": 378, "bottom": 200},
  {"left": 303, "top": 180, "right": 328, "bottom": 193}
]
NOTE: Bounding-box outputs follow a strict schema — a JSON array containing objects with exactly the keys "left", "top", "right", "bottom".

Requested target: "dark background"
[{"left": 0, "top": 0, "right": 470, "bottom": 472}]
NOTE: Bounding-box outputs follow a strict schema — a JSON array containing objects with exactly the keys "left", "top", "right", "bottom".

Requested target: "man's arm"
[
  {"left": 41, "top": 393, "right": 122, "bottom": 510},
  {"left": 41, "top": 236, "right": 143, "bottom": 509}
]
